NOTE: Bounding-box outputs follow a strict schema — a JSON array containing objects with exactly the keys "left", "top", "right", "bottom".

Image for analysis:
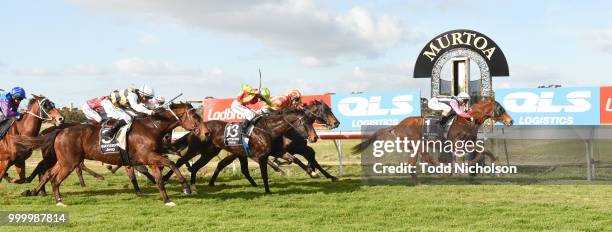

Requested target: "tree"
[{"left": 58, "top": 107, "right": 86, "bottom": 123}]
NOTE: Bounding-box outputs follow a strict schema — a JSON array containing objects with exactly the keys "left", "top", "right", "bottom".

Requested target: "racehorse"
[
  {"left": 16, "top": 102, "right": 209, "bottom": 206},
  {"left": 352, "top": 97, "right": 513, "bottom": 184},
  {"left": 205, "top": 100, "right": 341, "bottom": 186},
  {"left": 0, "top": 95, "right": 63, "bottom": 184},
  {"left": 164, "top": 108, "right": 318, "bottom": 193},
  {"left": 161, "top": 100, "right": 338, "bottom": 187}
]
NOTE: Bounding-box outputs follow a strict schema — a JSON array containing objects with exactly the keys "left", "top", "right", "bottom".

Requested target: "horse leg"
[
  {"left": 11, "top": 160, "right": 27, "bottom": 184},
  {"left": 75, "top": 165, "right": 86, "bottom": 187},
  {"left": 162, "top": 145, "right": 198, "bottom": 182},
  {"left": 125, "top": 166, "right": 143, "bottom": 196},
  {"left": 0, "top": 160, "right": 10, "bottom": 183},
  {"left": 208, "top": 154, "right": 239, "bottom": 187},
  {"left": 148, "top": 165, "right": 174, "bottom": 205},
  {"left": 50, "top": 164, "right": 77, "bottom": 206},
  {"left": 110, "top": 165, "right": 122, "bottom": 174},
  {"left": 291, "top": 157, "right": 316, "bottom": 177},
  {"left": 301, "top": 146, "right": 338, "bottom": 181},
  {"left": 238, "top": 155, "right": 257, "bottom": 187},
  {"left": 80, "top": 163, "right": 104, "bottom": 180},
  {"left": 408, "top": 153, "right": 419, "bottom": 186},
  {"left": 23, "top": 164, "right": 57, "bottom": 196},
  {"left": 258, "top": 155, "right": 271, "bottom": 193},
  {"left": 135, "top": 166, "right": 156, "bottom": 184}
]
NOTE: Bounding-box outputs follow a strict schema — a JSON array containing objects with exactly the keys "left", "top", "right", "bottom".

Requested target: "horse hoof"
[
  {"left": 310, "top": 172, "right": 320, "bottom": 178},
  {"left": 164, "top": 202, "right": 177, "bottom": 207},
  {"left": 21, "top": 190, "right": 31, "bottom": 196},
  {"left": 39, "top": 191, "right": 47, "bottom": 196},
  {"left": 135, "top": 192, "right": 144, "bottom": 197},
  {"left": 183, "top": 188, "right": 192, "bottom": 195},
  {"left": 56, "top": 202, "right": 67, "bottom": 207},
  {"left": 331, "top": 177, "right": 339, "bottom": 182},
  {"left": 96, "top": 177, "right": 105, "bottom": 181},
  {"left": 208, "top": 183, "right": 215, "bottom": 187}
]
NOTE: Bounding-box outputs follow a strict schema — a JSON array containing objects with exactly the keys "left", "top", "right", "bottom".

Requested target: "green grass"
[
  {"left": 2, "top": 139, "right": 612, "bottom": 231},
  {"left": 2, "top": 164, "right": 612, "bottom": 231}
]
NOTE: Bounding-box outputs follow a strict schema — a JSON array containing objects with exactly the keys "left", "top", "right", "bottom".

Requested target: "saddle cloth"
[
  {"left": 99, "top": 120, "right": 130, "bottom": 154},
  {"left": 224, "top": 122, "right": 257, "bottom": 145}
]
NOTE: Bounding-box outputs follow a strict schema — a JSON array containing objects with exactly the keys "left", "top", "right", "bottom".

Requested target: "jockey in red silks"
[
  {"left": 427, "top": 92, "right": 473, "bottom": 125},
  {"left": 262, "top": 89, "right": 302, "bottom": 112}
]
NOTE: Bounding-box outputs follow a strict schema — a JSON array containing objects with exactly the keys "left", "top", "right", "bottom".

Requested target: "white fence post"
[{"left": 333, "top": 139, "right": 344, "bottom": 176}]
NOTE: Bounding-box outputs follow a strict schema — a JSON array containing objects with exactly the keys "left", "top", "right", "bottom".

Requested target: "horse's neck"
[
  {"left": 135, "top": 118, "right": 179, "bottom": 138},
  {"left": 13, "top": 109, "right": 43, "bottom": 136},
  {"left": 259, "top": 116, "right": 292, "bottom": 138}
]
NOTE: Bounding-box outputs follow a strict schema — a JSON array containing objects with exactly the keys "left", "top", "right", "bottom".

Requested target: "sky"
[{"left": 1, "top": 0, "right": 612, "bottom": 106}]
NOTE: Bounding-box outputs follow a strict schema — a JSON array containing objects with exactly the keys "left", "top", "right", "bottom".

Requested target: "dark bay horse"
[
  {"left": 352, "top": 97, "right": 514, "bottom": 184},
  {"left": 162, "top": 100, "right": 339, "bottom": 187},
  {"left": 205, "top": 100, "right": 341, "bottom": 186},
  {"left": 0, "top": 95, "right": 63, "bottom": 184},
  {"left": 16, "top": 103, "right": 209, "bottom": 206},
  {"left": 166, "top": 109, "right": 318, "bottom": 193}
]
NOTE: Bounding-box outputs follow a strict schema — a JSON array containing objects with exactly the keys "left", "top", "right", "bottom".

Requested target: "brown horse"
[
  {"left": 0, "top": 95, "right": 63, "bottom": 184},
  {"left": 352, "top": 97, "right": 513, "bottom": 184},
  {"left": 167, "top": 109, "right": 318, "bottom": 193},
  {"left": 162, "top": 100, "right": 340, "bottom": 186},
  {"left": 16, "top": 102, "right": 209, "bottom": 206}
]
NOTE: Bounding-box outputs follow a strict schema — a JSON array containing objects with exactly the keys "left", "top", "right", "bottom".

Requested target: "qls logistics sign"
[
  {"left": 331, "top": 91, "right": 421, "bottom": 131},
  {"left": 496, "top": 87, "right": 612, "bottom": 125}
]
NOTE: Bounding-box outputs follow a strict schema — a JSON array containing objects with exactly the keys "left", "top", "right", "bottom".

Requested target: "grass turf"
[{"left": 1, "top": 139, "right": 612, "bottom": 231}]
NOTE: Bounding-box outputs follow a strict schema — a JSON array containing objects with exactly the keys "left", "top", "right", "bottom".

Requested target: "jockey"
[
  {"left": 428, "top": 92, "right": 473, "bottom": 125},
  {"left": 82, "top": 96, "right": 110, "bottom": 123},
  {"left": 102, "top": 85, "right": 157, "bottom": 137},
  {"left": 230, "top": 84, "right": 272, "bottom": 133},
  {"left": 263, "top": 89, "right": 302, "bottom": 112},
  {"left": 0, "top": 87, "right": 26, "bottom": 122}
]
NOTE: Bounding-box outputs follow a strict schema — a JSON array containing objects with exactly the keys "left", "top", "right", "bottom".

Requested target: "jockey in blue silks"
[{"left": 0, "top": 87, "right": 26, "bottom": 122}]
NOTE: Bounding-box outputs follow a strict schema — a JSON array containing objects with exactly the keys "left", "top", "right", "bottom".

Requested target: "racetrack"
[{"left": 2, "top": 139, "right": 612, "bottom": 231}]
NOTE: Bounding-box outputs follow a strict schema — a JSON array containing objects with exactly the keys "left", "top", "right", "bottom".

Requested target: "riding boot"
[
  {"left": 439, "top": 111, "right": 456, "bottom": 126},
  {"left": 103, "top": 119, "right": 127, "bottom": 138},
  {"left": 240, "top": 119, "right": 251, "bottom": 136}
]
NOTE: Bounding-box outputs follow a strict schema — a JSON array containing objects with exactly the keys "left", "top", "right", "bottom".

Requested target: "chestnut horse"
[
  {"left": 0, "top": 95, "right": 63, "bottom": 184},
  {"left": 16, "top": 103, "right": 209, "bottom": 206},
  {"left": 162, "top": 100, "right": 340, "bottom": 186},
  {"left": 352, "top": 97, "right": 513, "bottom": 184}
]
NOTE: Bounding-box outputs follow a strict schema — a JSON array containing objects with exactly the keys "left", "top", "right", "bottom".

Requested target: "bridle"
[
  {"left": 304, "top": 102, "right": 334, "bottom": 128},
  {"left": 25, "top": 97, "right": 54, "bottom": 121},
  {"left": 282, "top": 113, "right": 310, "bottom": 139},
  {"left": 166, "top": 105, "right": 200, "bottom": 134}
]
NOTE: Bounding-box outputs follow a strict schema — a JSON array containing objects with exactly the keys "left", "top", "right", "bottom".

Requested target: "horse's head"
[
  {"left": 27, "top": 95, "right": 64, "bottom": 125},
  {"left": 161, "top": 102, "right": 210, "bottom": 141},
  {"left": 282, "top": 109, "right": 318, "bottom": 143},
  {"left": 303, "top": 100, "right": 340, "bottom": 129},
  {"left": 469, "top": 97, "right": 513, "bottom": 126}
]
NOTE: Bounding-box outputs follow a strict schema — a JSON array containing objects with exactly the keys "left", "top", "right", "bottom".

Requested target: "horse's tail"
[
  {"left": 352, "top": 126, "right": 394, "bottom": 154},
  {"left": 15, "top": 128, "right": 61, "bottom": 156}
]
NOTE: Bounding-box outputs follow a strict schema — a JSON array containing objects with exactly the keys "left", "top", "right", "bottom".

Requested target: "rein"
[{"left": 25, "top": 98, "right": 53, "bottom": 121}]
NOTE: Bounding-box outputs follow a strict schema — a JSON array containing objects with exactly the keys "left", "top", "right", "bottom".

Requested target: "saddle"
[
  {"left": 99, "top": 120, "right": 131, "bottom": 165},
  {"left": 423, "top": 115, "right": 456, "bottom": 140}
]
